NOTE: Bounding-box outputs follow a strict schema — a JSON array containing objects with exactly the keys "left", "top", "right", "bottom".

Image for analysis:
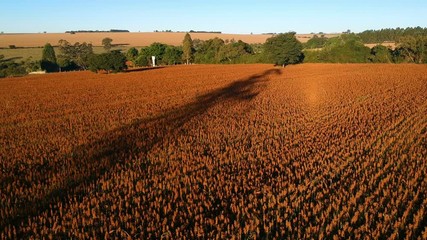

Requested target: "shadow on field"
[
  {"left": 0, "top": 56, "right": 23, "bottom": 62},
  {"left": 3, "top": 68, "right": 282, "bottom": 233},
  {"left": 125, "top": 66, "right": 165, "bottom": 73}
]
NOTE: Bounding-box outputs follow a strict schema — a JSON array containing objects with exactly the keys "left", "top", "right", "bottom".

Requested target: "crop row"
[{"left": 1, "top": 64, "right": 426, "bottom": 239}]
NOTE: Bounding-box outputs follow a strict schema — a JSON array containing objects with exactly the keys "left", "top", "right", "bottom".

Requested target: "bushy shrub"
[
  {"left": 0, "top": 55, "right": 27, "bottom": 78},
  {"left": 88, "top": 51, "right": 127, "bottom": 73}
]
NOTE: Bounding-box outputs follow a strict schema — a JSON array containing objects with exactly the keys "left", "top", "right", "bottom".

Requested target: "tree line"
[
  {"left": 65, "top": 29, "right": 129, "bottom": 34},
  {"left": 2, "top": 29, "right": 427, "bottom": 78},
  {"left": 303, "top": 33, "right": 427, "bottom": 64},
  {"left": 357, "top": 27, "right": 427, "bottom": 43},
  {"left": 126, "top": 32, "right": 303, "bottom": 67},
  {"left": 36, "top": 39, "right": 127, "bottom": 73},
  {"left": 124, "top": 32, "right": 427, "bottom": 67}
]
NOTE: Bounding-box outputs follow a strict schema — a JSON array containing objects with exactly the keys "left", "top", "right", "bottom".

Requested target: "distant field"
[
  {"left": 0, "top": 32, "right": 273, "bottom": 48},
  {"left": 0, "top": 32, "right": 340, "bottom": 48},
  {"left": 0, "top": 46, "right": 129, "bottom": 61},
  {"left": 0, "top": 32, "right": 341, "bottom": 61},
  {"left": 364, "top": 42, "right": 396, "bottom": 49}
]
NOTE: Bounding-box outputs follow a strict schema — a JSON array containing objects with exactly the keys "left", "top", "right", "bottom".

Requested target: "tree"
[
  {"left": 182, "top": 33, "right": 194, "bottom": 64},
  {"left": 264, "top": 32, "right": 304, "bottom": 67},
  {"left": 0, "top": 55, "right": 27, "bottom": 78},
  {"left": 217, "top": 40, "right": 253, "bottom": 63},
  {"left": 126, "top": 47, "right": 139, "bottom": 63},
  {"left": 136, "top": 43, "right": 168, "bottom": 66},
  {"left": 307, "top": 34, "right": 371, "bottom": 63},
  {"left": 304, "top": 35, "right": 328, "bottom": 49},
  {"left": 41, "top": 43, "right": 58, "bottom": 72},
  {"left": 135, "top": 48, "right": 150, "bottom": 67},
  {"left": 88, "top": 50, "right": 127, "bottom": 73},
  {"left": 126, "top": 47, "right": 139, "bottom": 67},
  {"left": 73, "top": 41, "right": 93, "bottom": 69},
  {"left": 102, "top": 37, "right": 113, "bottom": 52},
  {"left": 23, "top": 57, "right": 41, "bottom": 73},
  {"left": 369, "top": 45, "right": 393, "bottom": 63},
  {"left": 193, "top": 37, "right": 225, "bottom": 64},
  {"left": 397, "top": 35, "right": 427, "bottom": 63},
  {"left": 57, "top": 57, "right": 78, "bottom": 72},
  {"left": 391, "top": 48, "right": 406, "bottom": 63},
  {"left": 163, "top": 46, "right": 183, "bottom": 65},
  {"left": 147, "top": 42, "right": 167, "bottom": 64},
  {"left": 57, "top": 39, "right": 94, "bottom": 70}
]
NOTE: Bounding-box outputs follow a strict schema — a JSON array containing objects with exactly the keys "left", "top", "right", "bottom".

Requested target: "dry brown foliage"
[{"left": 1, "top": 64, "right": 426, "bottom": 239}]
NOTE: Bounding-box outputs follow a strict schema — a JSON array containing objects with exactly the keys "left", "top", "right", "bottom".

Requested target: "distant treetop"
[
  {"left": 357, "top": 27, "right": 427, "bottom": 43},
  {"left": 189, "top": 30, "right": 222, "bottom": 34},
  {"left": 65, "top": 29, "right": 129, "bottom": 34}
]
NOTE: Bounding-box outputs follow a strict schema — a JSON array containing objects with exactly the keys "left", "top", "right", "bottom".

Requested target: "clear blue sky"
[{"left": 1, "top": 0, "right": 426, "bottom": 34}]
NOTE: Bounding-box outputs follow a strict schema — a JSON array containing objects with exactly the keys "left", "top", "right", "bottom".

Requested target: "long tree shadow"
[
  {"left": 0, "top": 56, "right": 23, "bottom": 63},
  {"left": 125, "top": 66, "right": 165, "bottom": 73},
  {"left": 3, "top": 68, "right": 282, "bottom": 233}
]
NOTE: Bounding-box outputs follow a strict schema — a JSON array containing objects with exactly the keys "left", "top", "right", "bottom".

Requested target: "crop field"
[
  {"left": 0, "top": 46, "right": 125, "bottom": 62},
  {"left": 1, "top": 64, "right": 426, "bottom": 239},
  {"left": 0, "top": 32, "right": 340, "bottom": 48},
  {"left": 0, "top": 32, "right": 272, "bottom": 48}
]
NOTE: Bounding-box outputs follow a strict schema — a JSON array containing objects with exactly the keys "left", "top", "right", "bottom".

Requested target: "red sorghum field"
[{"left": 1, "top": 64, "right": 426, "bottom": 239}]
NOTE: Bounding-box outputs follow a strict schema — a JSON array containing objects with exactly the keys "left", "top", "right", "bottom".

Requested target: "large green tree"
[
  {"left": 182, "top": 33, "right": 194, "bottom": 64},
  {"left": 306, "top": 34, "right": 371, "bottom": 63},
  {"left": 217, "top": 40, "right": 253, "bottom": 63},
  {"left": 163, "top": 46, "right": 183, "bottom": 65},
  {"left": 193, "top": 37, "right": 225, "bottom": 63},
  {"left": 135, "top": 48, "right": 150, "bottom": 66},
  {"left": 397, "top": 35, "right": 427, "bottom": 63},
  {"left": 264, "top": 32, "right": 304, "bottom": 67},
  {"left": 57, "top": 39, "right": 94, "bottom": 70},
  {"left": 41, "top": 43, "right": 58, "bottom": 72},
  {"left": 369, "top": 45, "right": 393, "bottom": 63},
  {"left": 126, "top": 47, "right": 139, "bottom": 65},
  {"left": 304, "top": 35, "right": 328, "bottom": 49},
  {"left": 147, "top": 42, "right": 167, "bottom": 61},
  {"left": 42, "top": 43, "right": 57, "bottom": 63},
  {"left": 88, "top": 50, "right": 127, "bottom": 73},
  {"left": 135, "top": 42, "right": 168, "bottom": 66}
]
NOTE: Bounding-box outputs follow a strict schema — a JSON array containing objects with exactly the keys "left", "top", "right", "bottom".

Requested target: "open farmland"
[
  {"left": 0, "top": 32, "right": 340, "bottom": 48},
  {"left": 1, "top": 64, "right": 426, "bottom": 239},
  {"left": 0, "top": 32, "right": 272, "bottom": 48},
  {"left": 0, "top": 46, "right": 124, "bottom": 62},
  {"left": 0, "top": 32, "right": 342, "bottom": 62}
]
